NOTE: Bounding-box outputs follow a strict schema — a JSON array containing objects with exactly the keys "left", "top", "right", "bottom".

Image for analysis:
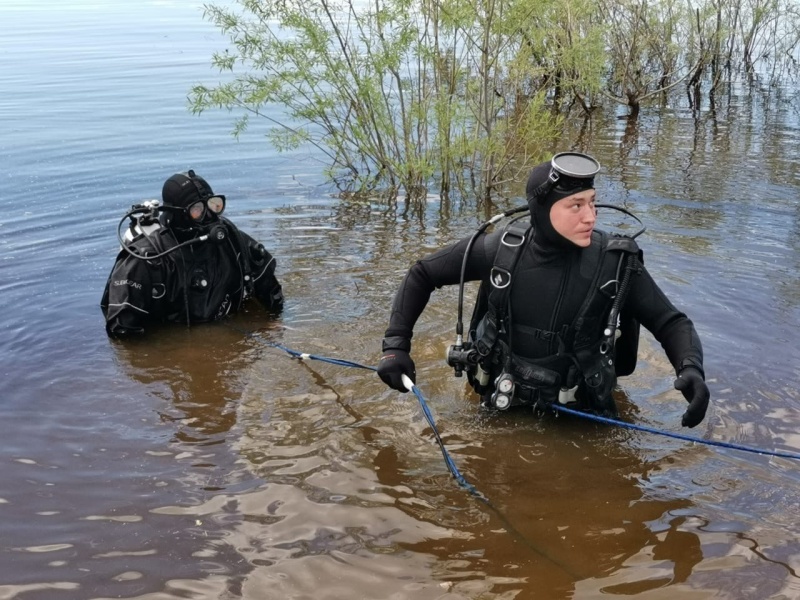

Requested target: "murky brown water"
[{"left": 3, "top": 3, "right": 800, "bottom": 598}]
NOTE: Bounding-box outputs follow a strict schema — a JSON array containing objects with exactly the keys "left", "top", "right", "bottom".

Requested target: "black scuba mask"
[
  {"left": 186, "top": 194, "right": 226, "bottom": 224},
  {"left": 183, "top": 170, "right": 225, "bottom": 226},
  {"left": 529, "top": 152, "right": 600, "bottom": 203}
]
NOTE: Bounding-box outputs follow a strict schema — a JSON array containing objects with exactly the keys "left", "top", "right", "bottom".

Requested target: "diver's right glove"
[
  {"left": 674, "top": 367, "right": 710, "bottom": 428},
  {"left": 377, "top": 348, "right": 416, "bottom": 393}
]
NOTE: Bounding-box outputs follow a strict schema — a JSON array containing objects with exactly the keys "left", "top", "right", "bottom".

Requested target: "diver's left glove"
[
  {"left": 378, "top": 349, "right": 416, "bottom": 393},
  {"left": 674, "top": 367, "right": 710, "bottom": 428}
]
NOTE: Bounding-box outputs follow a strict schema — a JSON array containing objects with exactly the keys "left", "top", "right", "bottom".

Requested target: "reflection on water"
[
  {"left": 2, "top": 1, "right": 800, "bottom": 598},
  {"left": 110, "top": 321, "right": 278, "bottom": 449}
]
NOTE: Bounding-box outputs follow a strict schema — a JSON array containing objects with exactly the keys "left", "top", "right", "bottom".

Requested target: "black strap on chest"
[
  {"left": 474, "top": 217, "right": 531, "bottom": 358},
  {"left": 218, "top": 218, "right": 255, "bottom": 307},
  {"left": 570, "top": 232, "right": 639, "bottom": 350},
  {"left": 474, "top": 221, "right": 641, "bottom": 365}
]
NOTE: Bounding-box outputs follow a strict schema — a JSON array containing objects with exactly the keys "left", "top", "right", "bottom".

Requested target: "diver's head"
[
  {"left": 525, "top": 152, "right": 600, "bottom": 248},
  {"left": 161, "top": 170, "right": 226, "bottom": 231}
]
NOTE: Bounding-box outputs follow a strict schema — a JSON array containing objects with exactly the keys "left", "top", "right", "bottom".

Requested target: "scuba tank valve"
[{"left": 122, "top": 199, "right": 163, "bottom": 246}]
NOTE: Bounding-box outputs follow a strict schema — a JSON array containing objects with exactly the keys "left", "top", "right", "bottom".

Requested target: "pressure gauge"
[
  {"left": 497, "top": 376, "right": 514, "bottom": 394},
  {"left": 492, "top": 373, "right": 515, "bottom": 410},
  {"left": 494, "top": 393, "right": 512, "bottom": 410}
]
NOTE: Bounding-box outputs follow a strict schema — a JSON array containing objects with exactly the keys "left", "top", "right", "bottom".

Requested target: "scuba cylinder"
[
  {"left": 116, "top": 199, "right": 227, "bottom": 261},
  {"left": 121, "top": 199, "right": 163, "bottom": 247}
]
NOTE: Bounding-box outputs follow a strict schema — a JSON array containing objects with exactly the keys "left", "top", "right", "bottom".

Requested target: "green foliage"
[
  {"left": 191, "top": 0, "right": 800, "bottom": 201},
  {"left": 191, "top": 0, "right": 567, "bottom": 200}
]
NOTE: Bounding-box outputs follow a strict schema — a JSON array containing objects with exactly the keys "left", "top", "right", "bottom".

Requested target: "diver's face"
[
  {"left": 186, "top": 195, "right": 226, "bottom": 225},
  {"left": 549, "top": 189, "right": 597, "bottom": 247}
]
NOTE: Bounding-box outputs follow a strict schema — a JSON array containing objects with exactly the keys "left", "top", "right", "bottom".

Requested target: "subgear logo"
[{"left": 114, "top": 279, "right": 142, "bottom": 290}]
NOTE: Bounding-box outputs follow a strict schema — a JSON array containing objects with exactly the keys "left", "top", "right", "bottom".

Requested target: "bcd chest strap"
[
  {"left": 472, "top": 224, "right": 642, "bottom": 390},
  {"left": 570, "top": 232, "right": 640, "bottom": 352},
  {"left": 474, "top": 218, "right": 530, "bottom": 358}
]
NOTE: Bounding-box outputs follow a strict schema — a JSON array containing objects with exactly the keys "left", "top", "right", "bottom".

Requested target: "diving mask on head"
[
  {"left": 530, "top": 152, "right": 601, "bottom": 203},
  {"left": 549, "top": 152, "right": 600, "bottom": 188}
]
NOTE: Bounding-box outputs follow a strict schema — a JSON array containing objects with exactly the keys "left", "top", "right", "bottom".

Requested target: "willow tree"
[
  {"left": 734, "top": 0, "right": 800, "bottom": 80},
  {"left": 596, "top": 0, "right": 799, "bottom": 117},
  {"left": 190, "top": 0, "right": 566, "bottom": 202},
  {"left": 506, "top": 0, "right": 606, "bottom": 116},
  {"left": 597, "top": 0, "right": 698, "bottom": 117}
]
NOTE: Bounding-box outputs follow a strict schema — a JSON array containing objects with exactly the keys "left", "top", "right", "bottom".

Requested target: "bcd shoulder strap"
[
  {"left": 475, "top": 226, "right": 641, "bottom": 365},
  {"left": 474, "top": 218, "right": 531, "bottom": 357},
  {"left": 219, "top": 217, "right": 256, "bottom": 304},
  {"left": 571, "top": 232, "right": 642, "bottom": 382},
  {"left": 572, "top": 232, "right": 641, "bottom": 349}
]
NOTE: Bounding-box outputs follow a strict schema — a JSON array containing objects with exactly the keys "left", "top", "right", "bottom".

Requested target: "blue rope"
[
  {"left": 250, "top": 334, "right": 581, "bottom": 573},
  {"left": 552, "top": 404, "right": 800, "bottom": 461},
  {"left": 268, "top": 341, "right": 377, "bottom": 371},
  {"left": 234, "top": 326, "right": 800, "bottom": 471},
  {"left": 269, "top": 336, "right": 800, "bottom": 463},
  {"left": 402, "top": 375, "right": 487, "bottom": 501},
  {"left": 231, "top": 328, "right": 799, "bottom": 576},
  {"left": 235, "top": 329, "right": 484, "bottom": 496}
]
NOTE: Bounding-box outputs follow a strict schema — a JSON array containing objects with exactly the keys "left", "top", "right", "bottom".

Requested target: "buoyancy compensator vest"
[
  {"left": 446, "top": 205, "right": 645, "bottom": 415},
  {"left": 114, "top": 200, "right": 254, "bottom": 325}
]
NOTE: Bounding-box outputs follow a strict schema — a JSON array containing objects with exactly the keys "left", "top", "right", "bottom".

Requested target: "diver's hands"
[
  {"left": 378, "top": 349, "right": 416, "bottom": 393},
  {"left": 674, "top": 367, "right": 709, "bottom": 428}
]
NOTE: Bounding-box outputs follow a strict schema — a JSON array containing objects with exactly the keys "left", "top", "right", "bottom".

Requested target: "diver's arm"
[
  {"left": 100, "top": 253, "right": 153, "bottom": 337},
  {"left": 378, "top": 233, "right": 495, "bottom": 392},
  {"left": 240, "top": 230, "right": 284, "bottom": 311},
  {"left": 626, "top": 261, "right": 704, "bottom": 376},
  {"left": 382, "top": 232, "right": 496, "bottom": 351},
  {"left": 626, "top": 261, "right": 709, "bottom": 427}
]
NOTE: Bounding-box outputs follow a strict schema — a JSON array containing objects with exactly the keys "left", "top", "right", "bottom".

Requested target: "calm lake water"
[{"left": 2, "top": 1, "right": 800, "bottom": 599}]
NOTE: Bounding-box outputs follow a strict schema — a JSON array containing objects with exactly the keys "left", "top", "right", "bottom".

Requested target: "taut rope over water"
[{"left": 240, "top": 327, "right": 800, "bottom": 463}]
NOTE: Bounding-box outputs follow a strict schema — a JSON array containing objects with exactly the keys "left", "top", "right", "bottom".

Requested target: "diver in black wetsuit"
[
  {"left": 377, "top": 153, "right": 710, "bottom": 427},
  {"left": 101, "top": 170, "right": 283, "bottom": 338}
]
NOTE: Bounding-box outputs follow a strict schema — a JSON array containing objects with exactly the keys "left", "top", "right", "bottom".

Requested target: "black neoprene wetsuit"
[
  {"left": 382, "top": 227, "right": 704, "bottom": 394},
  {"left": 101, "top": 217, "right": 283, "bottom": 337}
]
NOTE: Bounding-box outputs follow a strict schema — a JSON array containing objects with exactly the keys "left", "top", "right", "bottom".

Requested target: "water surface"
[{"left": 2, "top": 2, "right": 800, "bottom": 599}]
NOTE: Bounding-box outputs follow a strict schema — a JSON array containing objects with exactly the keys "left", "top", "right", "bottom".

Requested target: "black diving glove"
[
  {"left": 674, "top": 367, "right": 709, "bottom": 428},
  {"left": 378, "top": 349, "right": 416, "bottom": 393}
]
